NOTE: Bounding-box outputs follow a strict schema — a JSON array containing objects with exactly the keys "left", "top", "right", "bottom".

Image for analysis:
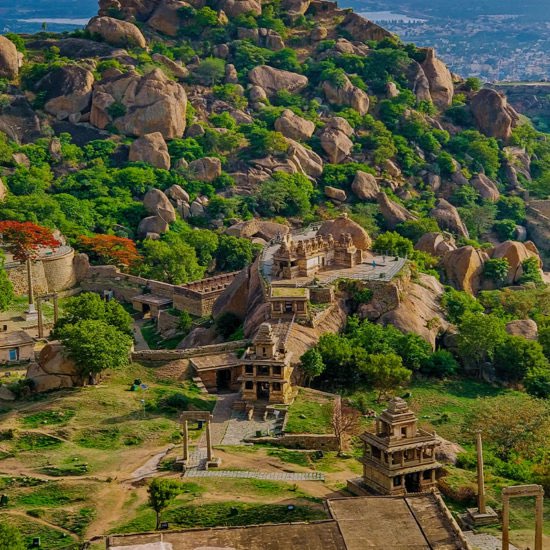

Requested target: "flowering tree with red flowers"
[
  {"left": 0, "top": 221, "right": 60, "bottom": 312},
  {"left": 79, "top": 234, "right": 141, "bottom": 270}
]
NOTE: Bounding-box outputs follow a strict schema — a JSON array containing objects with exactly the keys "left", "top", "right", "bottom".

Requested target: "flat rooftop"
[
  {"left": 270, "top": 287, "right": 309, "bottom": 298},
  {"left": 131, "top": 294, "right": 173, "bottom": 306},
  {"left": 190, "top": 351, "right": 241, "bottom": 372},
  {"left": 107, "top": 494, "right": 469, "bottom": 550},
  {"left": 0, "top": 330, "right": 34, "bottom": 348}
]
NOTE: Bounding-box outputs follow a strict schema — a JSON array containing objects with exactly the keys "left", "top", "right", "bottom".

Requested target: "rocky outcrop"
[
  {"left": 430, "top": 199, "right": 469, "bottom": 238},
  {"left": 415, "top": 232, "right": 456, "bottom": 257},
  {"left": 248, "top": 66, "right": 308, "bottom": 96},
  {"left": 505, "top": 319, "right": 538, "bottom": 340},
  {"left": 274, "top": 109, "right": 315, "bottom": 141},
  {"left": 90, "top": 69, "right": 187, "bottom": 139},
  {"left": 26, "top": 343, "right": 84, "bottom": 393},
  {"left": 406, "top": 61, "right": 431, "bottom": 103},
  {"left": 143, "top": 188, "right": 176, "bottom": 223},
  {"left": 377, "top": 192, "right": 417, "bottom": 229},
  {"left": 0, "top": 97, "right": 41, "bottom": 144},
  {"left": 87, "top": 16, "right": 147, "bottom": 48},
  {"left": 220, "top": 0, "right": 262, "bottom": 16},
  {"left": 340, "top": 12, "right": 392, "bottom": 42},
  {"left": 148, "top": 0, "right": 188, "bottom": 36},
  {"left": 99, "top": 0, "right": 160, "bottom": 20},
  {"left": 165, "top": 184, "right": 189, "bottom": 204},
  {"left": 442, "top": 246, "right": 488, "bottom": 294},
  {"left": 322, "top": 75, "right": 369, "bottom": 115},
  {"left": 188, "top": 157, "right": 222, "bottom": 182},
  {"left": 471, "top": 173, "right": 500, "bottom": 202},
  {"left": 282, "top": 0, "right": 310, "bottom": 20},
  {"left": 0, "top": 35, "right": 20, "bottom": 79},
  {"left": 152, "top": 53, "right": 189, "bottom": 80},
  {"left": 226, "top": 219, "right": 289, "bottom": 241},
  {"left": 325, "top": 186, "right": 346, "bottom": 202},
  {"left": 471, "top": 88, "right": 519, "bottom": 141},
  {"left": 352, "top": 171, "right": 379, "bottom": 200},
  {"left": 0, "top": 178, "right": 6, "bottom": 202},
  {"left": 318, "top": 215, "right": 372, "bottom": 250},
  {"left": 129, "top": 132, "right": 171, "bottom": 170},
  {"left": 285, "top": 139, "right": 323, "bottom": 178},
  {"left": 319, "top": 126, "right": 353, "bottom": 164},
  {"left": 379, "top": 274, "right": 449, "bottom": 348},
  {"left": 138, "top": 215, "right": 170, "bottom": 237},
  {"left": 420, "top": 48, "right": 453, "bottom": 109},
  {"left": 491, "top": 240, "right": 542, "bottom": 285}
]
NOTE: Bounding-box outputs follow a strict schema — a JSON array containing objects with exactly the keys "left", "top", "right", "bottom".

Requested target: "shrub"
[
  {"left": 493, "top": 219, "right": 517, "bottom": 240},
  {"left": 483, "top": 258, "right": 510, "bottom": 287},
  {"left": 519, "top": 257, "right": 543, "bottom": 285}
]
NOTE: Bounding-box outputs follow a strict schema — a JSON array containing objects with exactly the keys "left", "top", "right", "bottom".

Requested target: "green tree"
[
  {"left": 493, "top": 219, "right": 517, "bottom": 240},
  {"left": 373, "top": 231, "right": 413, "bottom": 257},
  {"left": 457, "top": 312, "right": 506, "bottom": 373},
  {"left": 483, "top": 258, "right": 510, "bottom": 287},
  {"left": 538, "top": 325, "right": 550, "bottom": 359},
  {"left": 194, "top": 57, "right": 226, "bottom": 86},
  {"left": 519, "top": 257, "right": 543, "bottom": 285},
  {"left": 494, "top": 335, "right": 549, "bottom": 383},
  {"left": 0, "top": 522, "right": 25, "bottom": 550},
  {"left": 0, "top": 252, "right": 13, "bottom": 312},
  {"left": 255, "top": 172, "right": 313, "bottom": 218},
  {"left": 179, "top": 311, "right": 193, "bottom": 334},
  {"left": 420, "top": 350, "right": 459, "bottom": 378},
  {"left": 496, "top": 196, "right": 526, "bottom": 223},
  {"left": 441, "top": 288, "right": 483, "bottom": 324},
  {"left": 216, "top": 234, "right": 256, "bottom": 271},
  {"left": 524, "top": 367, "right": 550, "bottom": 399},
  {"left": 60, "top": 319, "right": 132, "bottom": 379},
  {"left": 360, "top": 353, "right": 411, "bottom": 402},
  {"left": 147, "top": 478, "right": 181, "bottom": 529},
  {"left": 300, "top": 348, "right": 325, "bottom": 386}
]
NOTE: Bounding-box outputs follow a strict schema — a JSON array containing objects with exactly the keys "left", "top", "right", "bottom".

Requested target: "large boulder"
[
  {"left": 286, "top": 139, "right": 323, "bottom": 178},
  {"left": 220, "top": 0, "right": 262, "bottom": 16},
  {"left": 471, "top": 88, "right": 519, "bottom": 141},
  {"left": 0, "top": 178, "right": 7, "bottom": 202},
  {"left": 91, "top": 69, "right": 188, "bottom": 139},
  {"left": 0, "top": 96, "right": 41, "bottom": 144},
  {"left": 352, "top": 171, "right": 379, "bottom": 200},
  {"left": 152, "top": 53, "right": 189, "bottom": 80},
  {"left": 87, "top": 16, "right": 147, "bottom": 48},
  {"left": 442, "top": 246, "right": 488, "bottom": 294},
  {"left": 129, "top": 132, "right": 171, "bottom": 170},
  {"left": 188, "top": 157, "right": 222, "bottom": 182},
  {"left": 377, "top": 192, "right": 417, "bottom": 229},
  {"left": 138, "top": 215, "right": 170, "bottom": 237},
  {"left": 249, "top": 65, "right": 308, "bottom": 96},
  {"left": 226, "top": 219, "right": 289, "bottom": 241},
  {"left": 148, "top": 0, "right": 188, "bottom": 36},
  {"left": 471, "top": 173, "right": 500, "bottom": 202},
  {"left": 325, "top": 186, "right": 347, "bottom": 202},
  {"left": 505, "top": 319, "right": 538, "bottom": 340},
  {"left": 99, "top": 0, "right": 159, "bottom": 19},
  {"left": 491, "top": 240, "right": 542, "bottom": 285},
  {"left": 274, "top": 109, "right": 315, "bottom": 141},
  {"left": 430, "top": 199, "right": 469, "bottom": 238},
  {"left": 0, "top": 35, "right": 20, "bottom": 79},
  {"left": 165, "top": 184, "right": 190, "bottom": 204},
  {"left": 340, "top": 12, "right": 393, "bottom": 42},
  {"left": 322, "top": 75, "right": 369, "bottom": 115},
  {"left": 420, "top": 48, "right": 453, "bottom": 109},
  {"left": 143, "top": 188, "right": 176, "bottom": 223},
  {"left": 415, "top": 232, "right": 456, "bottom": 257},
  {"left": 406, "top": 61, "right": 431, "bottom": 103},
  {"left": 282, "top": 0, "right": 310, "bottom": 20},
  {"left": 319, "top": 127, "right": 353, "bottom": 164},
  {"left": 318, "top": 214, "right": 372, "bottom": 250}
]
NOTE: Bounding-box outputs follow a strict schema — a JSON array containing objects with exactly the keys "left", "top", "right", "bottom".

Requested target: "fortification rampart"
[{"left": 132, "top": 340, "right": 248, "bottom": 362}]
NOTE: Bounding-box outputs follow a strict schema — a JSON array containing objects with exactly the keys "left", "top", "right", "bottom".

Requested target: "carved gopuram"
[{"left": 354, "top": 398, "right": 441, "bottom": 495}]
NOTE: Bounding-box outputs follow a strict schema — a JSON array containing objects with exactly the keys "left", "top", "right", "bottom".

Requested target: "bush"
[
  {"left": 215, "top": 312, "right": 242, "bottom": 339},
  {"left": 483, "top": 258, "right": 509, "bottom": 287},
  {"left": 493, "top": 219, "right": 517, "bottom": 240},
  {"left": 420, "top": 350, "right": 459, "bottom": 378},
  {"left": 519, "top": 257, "right": 543, "bottom": 285},
  {"left": 373, "top": 231, "right": 413, "bottom": 257}
]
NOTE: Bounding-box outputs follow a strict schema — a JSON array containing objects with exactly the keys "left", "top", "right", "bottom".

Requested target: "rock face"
[
  {"left": 91, "top": 69, "right": 187, "bottom": 139},
  {"left": 87, "top": 16, "right": 147, "bottom": 48},
  {"left": 148, "top": 0, "right": 188, "bottom": 36},
  {"left": 274, "top": 109, "right": 315, "bottom": 141},
  {"left": 420, "top": 48, "right": 453, "bottom": 109},
  {"left": 471, "top": 173, "right": 500, "bottom": 202},
  {"left": 491, "top": 240, "right": 542, "bottom": 285},
  {"left": 340, "top": 12, "right": 392, "bottom": 42},
  {"left": 471, "top": 88, "right": 519, "bottom": 141},
  {"left": 0, "top": 35, "right": 20, "bottom": 79},
  {"left": 415, "top": 232, "right": 456, "bottom": 257},
  {"left": 319, "top": 126, "right": 353, "bottom": 164},
  {"left": 442, "top": 246, "right": 488, "bottom": 294},
  {"left": 138, "top": 215, "right": 170, "bottom": 237},
  {"left": 152, "top": 53, "right": 189, "bottom": 80},
  {"left": 285, "top": 139, "right": 323, "bottom": 178},
  {"left": 99, "top": 0, "right": 160, "bottom": 19},
  {"left": 352, "top": 171, "right": 379, "bottom": 200},
  {"left": 406, "top": 61, "right": 431, "bottom": 103},
  {"left": 226, "top": 219, "right": 289, "bottom": 241},
  {"left": 324, "top": 186, "right": 347, "bottom": 202},
  {"left": 0, "top": 178, "right": 7, "bottom": 202},
  {"left": 318, "top": 215, "right": 372, "bottom": 250},
  {"left": 220, "top": 0, "right": 262, "bottom": 16},
  {"left": 430, "top": 199, "right": 469, "bottom": 238},
  {"left": 249, "top": 66, "right": 308, "bottom": 97},
  {"left": 322, "top": 75, "right": 369, "bottom": 115},
  {"left": 26, "top": 343, "right": 83, "bottom": 393},
  {"left": 188, "top": 157, "right": 222, "bottom": 182},
  {"left": 377, "top": 192, "right": 417, "bottom": 229},
  {"left": 282, "top": 0, "right": 310, "bottom": 20},
  {"left": 129, "top": 132, "right": 171, "bottom": 170},
  {"left": 143, "top": 188, "right": 176, "bottom": 223},
  {"left": 0, "top": 97, "right": 41, "bottom": 144},
  {"left": 505, "top": 319, "right": 538, "bottom": 340}
]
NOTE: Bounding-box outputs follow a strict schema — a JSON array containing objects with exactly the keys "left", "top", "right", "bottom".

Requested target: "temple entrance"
[
  {"left": 257, "top": 382, "right": 270, "bottom": 400},
  {"left": 216, "top": 369, "right": 232, "bottom": 392},
  {"left": 405, "top": 473, "right": 420, "bottom": 493}
]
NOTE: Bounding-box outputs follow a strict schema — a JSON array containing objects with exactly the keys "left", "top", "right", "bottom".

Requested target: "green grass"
[
  {"left": 267, "top": 448, "right": 311, "bottom": 467},
  {"left": 14, "top": 432, "right": 64, "bottom": 452},
  {"left": 15, "top": 482, "right": 90, "bottom": 508},
  {"left": 21, "top": 409, "right": 76, "bottom": 429},
  {"left": 8, "top": 514, "right": 76, "bottom": 550},
  {"left": 141, "top": 321, "right": 182, "bottom": 350},
  {"left": 285, "top": 389, "right": 334, "bottom": 434},
  {"left": 74, "top": 427, "right": 121, "bottom": 450}
]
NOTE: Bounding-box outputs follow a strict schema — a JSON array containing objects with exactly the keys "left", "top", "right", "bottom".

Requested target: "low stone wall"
[
  {"left": 246, "top": 433, "right": 339, "bottom": 451},
  {"left": 132, "top": 340, "right": 248, "bottom": 362}
]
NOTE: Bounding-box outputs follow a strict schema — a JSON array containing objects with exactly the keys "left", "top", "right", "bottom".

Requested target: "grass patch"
[
  {"left": 74, "top": 427, "right": 121, "bottom": 449},
  {"left": 9, "top": 514, "right": 75, "bottom": 550},
  {"left": 14, "top": 432, "right": 64, "bottom": 451},
  {"left": 39, "top": 463, "right": 90, "bottom": 477},
  {"left": 15, "top": 482, "right": 89, "bottom": 508},
  {"left": 141, "top": 321, "right": 182, "bottom": 350},
  {"left": 267, "top": 448, "right": 311, "bottom": 467},
  {"left": 285, "top": 389, "right": 334, "bottom": 434},
  {"left": 21, "top": 409, "right": 76, "bottom": 429}
]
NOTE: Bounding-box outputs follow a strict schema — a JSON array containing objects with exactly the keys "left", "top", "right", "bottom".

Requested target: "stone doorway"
[
  {"left": 257, "top": 382, "right": 270, "bottom": 400},
  {"left": 405, "top": 472, "right": 420, "bottom": 493},
  {"left": 216, "top": 369, "right": 232, "bottom": 392}
]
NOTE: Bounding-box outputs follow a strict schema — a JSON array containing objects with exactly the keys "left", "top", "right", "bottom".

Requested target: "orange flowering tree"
[
  {"left": 0, "top": 221, "right": 60, "bottom": 310},
  {"left": 79, "top": 234, "right": 141, "bottom": 270}
]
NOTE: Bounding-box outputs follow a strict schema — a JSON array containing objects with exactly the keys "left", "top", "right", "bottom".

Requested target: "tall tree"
[
  {"left": 360, "top": 353, "right": 412, "bottom": 402},
  {"left": 299, "top": 348, "right": 325, "bottom": 386},
  {"left": 0, "top": 251, "right": 13, "bottom": 312},
  {"left": 331, "top": 397, "right": 361, "bottom": 456},
  {"left": 79, "top": 234, "right": 141, "bottom": 269},
  {"left": 0, "top": 221, "right": 59, "bottom": 314},
  {"left": 148, "top": 478, "right": 181, "bottom": 529}
]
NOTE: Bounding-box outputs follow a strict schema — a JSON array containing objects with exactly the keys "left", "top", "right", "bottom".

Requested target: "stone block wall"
[
  {"left": 5, "top": 261, "right": 49, "bottom": 296},
  {"left": 42, "top": 248, "right": 77, "bottom": 292},
  {"left": 310, "top": 286, "right": 334, "bottom": 304},
  {"left": 249, "top": 433, "right": 339, "bottom": 451}
]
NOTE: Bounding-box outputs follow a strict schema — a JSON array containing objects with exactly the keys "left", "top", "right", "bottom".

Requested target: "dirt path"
[
  {"left": 133, "top": 319, "right": 150, "bottom": 351},
  {"left": 126, "top": 445, "right": 175, "bottom": 482}
]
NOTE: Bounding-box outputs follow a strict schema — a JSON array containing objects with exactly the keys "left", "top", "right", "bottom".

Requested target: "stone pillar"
[
  {"left": 206, "top": 419, "right": 213, "bottom": 462},
  {"left": 53, "top": 293, "right": 59, "bottom": 324},
  {"left": 502, "top": 495, "right": 510, "bottom": 550},
  {"left": 535, "top": 493, "right": 543, "bottom": 550},
  {"left": 26, "top": 258, "right": 36, "bottom": 313},
  {"left": 477, "top": 431, "right": 487, "bottom": 514},
  {"left": 37, "top": 298, "right": 44, "bottom": 339},
  {"left": 182, "top": 420, "right": 188, "bottom": 461}
]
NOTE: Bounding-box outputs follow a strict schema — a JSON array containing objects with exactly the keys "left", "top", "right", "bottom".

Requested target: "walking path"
[
  {"left": 127, "top": 445, "right": 174, "bottom": 482},
  {"left": 184, "top": 469, "right": 324, "bottom": 481},
  {"left": 133, "top": 319, "right": 150, "bottom": 351},
  {"left": 463, "top": 531, "right": 519, "bottom": 550}
]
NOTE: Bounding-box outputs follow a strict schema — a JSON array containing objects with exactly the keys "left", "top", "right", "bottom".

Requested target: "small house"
[{"left": 0, "top": 331, "right": 35, "bottom": 364}]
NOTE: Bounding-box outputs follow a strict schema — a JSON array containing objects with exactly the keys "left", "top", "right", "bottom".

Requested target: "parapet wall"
[{"left": 132, "top": 340, "right": 248, "bottom": 362}]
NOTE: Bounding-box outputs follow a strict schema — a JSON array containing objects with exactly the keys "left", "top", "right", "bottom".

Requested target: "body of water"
[{"left": 18, "top": 18, "right": 91, "bottom": 25}]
